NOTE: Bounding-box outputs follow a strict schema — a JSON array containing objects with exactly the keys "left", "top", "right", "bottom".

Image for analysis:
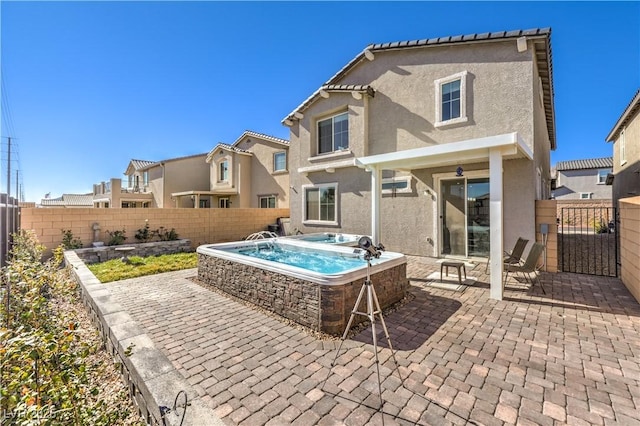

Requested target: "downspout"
[
  {"left": 363, "top": 93, "right": 370, "bottom": 156},
  {"left": 160, "top": 162, "right": 166, "bottom": 208}
]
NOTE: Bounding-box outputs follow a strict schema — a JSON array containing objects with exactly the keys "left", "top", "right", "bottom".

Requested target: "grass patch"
[{"left": 88, "top": 252, "right": 197, "bottom": 283}]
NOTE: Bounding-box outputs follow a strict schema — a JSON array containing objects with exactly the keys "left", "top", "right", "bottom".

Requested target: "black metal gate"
[{"left": 559, "top": 207, "right": 618, "bottom": 276}]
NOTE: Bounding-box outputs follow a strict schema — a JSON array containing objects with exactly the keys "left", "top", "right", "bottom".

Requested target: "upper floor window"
[
  {"left": 273, "top": 152, "right": 287, "bottom": 172},
  {"left": 620, "top": 128, "right": 626, "bottom": 165},
  {"left": 597, "top": 169, "right": 612, "bottom": 185},
  {"left": 219, "top": 160, "right": 229, "bottom": 182},
  {"left": 318, "top": 112, "right": 349, "bottom": 154},
  {"left": 143, "top": 171, "right": 149, "bottom": 186},
  {"left": 259, "top": 195, "right": 276, "bottom": 208},
  {"left": 435, "top": 71, "right": 468, "bottom": 127},
  {"left": 304, "top": 183, "right": 338, "bottom": 225}
]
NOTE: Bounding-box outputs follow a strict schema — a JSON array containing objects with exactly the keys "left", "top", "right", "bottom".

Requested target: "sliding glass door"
[{"left": 441, "top": 177, "right": 490, "bottom": 257}]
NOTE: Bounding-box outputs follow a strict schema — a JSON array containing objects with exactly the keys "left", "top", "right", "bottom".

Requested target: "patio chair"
[
  {"left": 503, "top": 242, "right": 545, "bottom": 293},
  {"left": 485, "top": 237, "right": 529, "bottom": 273}
]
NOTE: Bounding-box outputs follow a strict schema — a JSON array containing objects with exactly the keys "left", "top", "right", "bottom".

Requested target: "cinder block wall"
[
  {"left": 619, "top": 196, "right": 640, "bottom": 303},
  {"left": 20, "top": 208, "right": 290, "bottom": 254},
  {"left": 535, "top": 200, "right": 558, "bottom": 273}
]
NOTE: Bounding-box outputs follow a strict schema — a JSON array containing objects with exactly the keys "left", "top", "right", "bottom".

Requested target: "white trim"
[
  {"left": 298, "top": 158, "right": 358, "bottom": 175},
  {"left": 308, "top": 149, "right": 353, "bottom": 163},
  {"left": 259, "top": 194, "right": 277, "bottom": 208},
  {"left": 302, "top": 182, "right": 339, "bottom": 226},
  {"left": 357, "top": 132, "right": 531, "bottom": 171},
  {"left": 434, "top": 70, "right": 468, "bottom": 128}
]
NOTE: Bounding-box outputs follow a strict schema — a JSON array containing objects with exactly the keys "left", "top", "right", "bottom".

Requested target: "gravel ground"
[{"left": 56, "top": 269, "right": 145, "bottom": 426}]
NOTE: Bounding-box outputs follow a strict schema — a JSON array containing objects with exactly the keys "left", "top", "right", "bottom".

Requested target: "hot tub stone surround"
[{"left": 197, "top": 254, "right": 408, "bottom": 335}]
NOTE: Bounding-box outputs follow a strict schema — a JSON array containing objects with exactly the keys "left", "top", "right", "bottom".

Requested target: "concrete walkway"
[{"left": 108, "top": 258, "right": 640, "bottom": 425}]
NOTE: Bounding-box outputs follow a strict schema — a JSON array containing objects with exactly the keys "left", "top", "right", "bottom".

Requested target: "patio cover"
[{"left": 355, "top": 132, "right": 533, "bottom": 300}]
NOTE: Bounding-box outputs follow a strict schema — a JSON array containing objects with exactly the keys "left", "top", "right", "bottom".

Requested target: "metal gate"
[{"left": 559, "top": 207, "right": 618, "bottom": 277}]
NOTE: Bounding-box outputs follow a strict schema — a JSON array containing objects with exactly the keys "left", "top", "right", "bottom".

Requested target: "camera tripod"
[{"left": 325, "top": 251, "right": 403, "bottom": 410}]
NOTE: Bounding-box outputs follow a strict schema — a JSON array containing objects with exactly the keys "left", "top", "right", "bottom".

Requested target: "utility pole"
[{"left": 6, "top": 136, "right": 11, "bottom": 261}]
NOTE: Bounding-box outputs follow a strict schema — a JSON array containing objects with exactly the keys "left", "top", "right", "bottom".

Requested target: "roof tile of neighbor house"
[
  {"left": 232, "top": 130, "right": 289, "bottom": 147},
  {"left": 137, "top": 152, "right": 209, "bottom": 171},
  {"left": 556, "top": 157, "right": 613, "bottom": 171},
  {"left": 283, "top": 28, "right": 555, "bottom": 149},
  {"left": 129, "top": 159, "right": 155, "bottom": 171},
  {"left": 41, "top": 193, "right": 94, "bottom": 207},
  {"left": 606, "top": 89, "right": 640, "bottom": 142}
]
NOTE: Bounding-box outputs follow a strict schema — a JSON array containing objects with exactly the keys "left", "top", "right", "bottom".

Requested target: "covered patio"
[{"left": 356, "top": 132, "right": 533, "bottom": 300}]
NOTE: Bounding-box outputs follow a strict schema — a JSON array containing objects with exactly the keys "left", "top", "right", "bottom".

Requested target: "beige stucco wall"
[
  {"left": 162, "top": 155, "right": 209, "bottom": 208},
  {"left": 20, "top": 207, "right": 289, "bottom": 255},
  {"left": 619, "top": 196, "right": 640, "bottom": 302},
  {"left": 611, "top": 101, "right": 640, "bottom": 204},
  {"left": 288, "top": 39, "right": 550, "bottom": 257}
]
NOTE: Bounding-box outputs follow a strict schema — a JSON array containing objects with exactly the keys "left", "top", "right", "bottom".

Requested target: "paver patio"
[{"left": 108, "top": 257, "right": 640, "bottom": 425}]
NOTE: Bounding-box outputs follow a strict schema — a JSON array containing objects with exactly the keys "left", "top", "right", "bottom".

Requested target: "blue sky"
[{"left": 1, "top": 1, "right": 638, "bottom": 203}]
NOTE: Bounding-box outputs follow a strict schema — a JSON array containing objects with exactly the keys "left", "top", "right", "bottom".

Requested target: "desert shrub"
[
  {"left": 61, "top": 229, "right": 83, "bottom": 249},
  {"left": 105, "top": 229, "right": 127, "bottom": 246}
]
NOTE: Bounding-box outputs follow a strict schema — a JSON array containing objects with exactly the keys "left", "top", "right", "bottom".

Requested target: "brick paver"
[{"left": 108, "top": 258, "right": 640, "bottom": 425}]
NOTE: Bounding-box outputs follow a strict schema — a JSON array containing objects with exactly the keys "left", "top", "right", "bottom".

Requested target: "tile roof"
[
  {"left": 41, "top": 193, "right": 94, "bottom": 207},
  {"left": 606, "top": 89, "right": 640, "bottom": 142},
  {"left": 130, "top": 159, "right": 155, "bottom": 170},
  {"left": 283, "top": 28, "right": 555, "bottom": 149},
  {"left": 556, "top": 157, "right": 613, "bottom": 171},
  {"left": 232, "top": 130, "right": 289, "bottom": 147},
  {"left": 206, "top": 143, "right": 252, "bottom": 163},
  {"left": 137, "top": 153, "right": 209, "bottom": 171}
]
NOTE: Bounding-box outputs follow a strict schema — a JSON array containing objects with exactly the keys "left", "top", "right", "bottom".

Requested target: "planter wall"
[{"left": 73, "top": 239, "right": 191, "bottom": 264}]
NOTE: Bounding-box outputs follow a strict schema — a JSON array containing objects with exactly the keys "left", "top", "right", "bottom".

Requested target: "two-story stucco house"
[
  {"left": 552, "top": 157, "right": 613, "bottom": 200},
  {"left": 606, "top": 89, "right": 640, "bottom": 206},
  {"left": 171, "top": 131, "right": 290, "bottom": 209},
  {"left": 282, "top": 28, "right": 555, "bottom": 300},
  {"left": 93, "top": 154, "right": 210, "bottom": 208}
]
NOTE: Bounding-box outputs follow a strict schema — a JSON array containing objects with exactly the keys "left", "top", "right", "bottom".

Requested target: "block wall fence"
[
  {"left": 619, "top": 196, "right": 640, "bottom": 303},
  {"left": 20, "top": 208, "right": 290, "bottom": 255}
]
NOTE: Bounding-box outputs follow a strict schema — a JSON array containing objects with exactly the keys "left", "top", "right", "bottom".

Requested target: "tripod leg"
[
  {"left": 370, "top": 283, "right": 403, "bottom": 382},
  {"left": 367, "top": 282, "right": 384, "bottom": 410}
]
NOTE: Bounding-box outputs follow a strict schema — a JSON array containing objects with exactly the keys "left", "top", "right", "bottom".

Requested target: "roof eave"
[{"left": 606, "top": 89, "right": 640, "bottom": 142}]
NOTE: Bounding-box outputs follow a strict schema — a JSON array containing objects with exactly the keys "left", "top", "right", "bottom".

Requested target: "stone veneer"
[
  {"left": 74, "top": 239, "right": 191, "bottom": 264},
  {"left": 197, "top": 254, "right": 408, "bottom": 335}
]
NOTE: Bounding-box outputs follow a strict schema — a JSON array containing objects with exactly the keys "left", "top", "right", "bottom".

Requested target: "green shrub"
[
  {"left": 61, "top": 229, "right": 83, "bottom": 250},
  {"left": 105, "top": 229, "right": 127, "bottom": 246},
  {"left": 0, "top": 230, "right": 139, "bottom": 425},
  {"left": 157, "top": 227, "right": 179, "bottom": 241}
]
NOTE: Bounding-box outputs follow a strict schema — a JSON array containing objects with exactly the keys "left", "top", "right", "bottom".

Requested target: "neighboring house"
[
  {"left": 282, "top": 28, "right": 555, "bottom": 300},
  {"left": 606, "top": 89, "right": 640, "bottom": 206},
  {"left": 552, "top": 157, "right": 613, "bottom": 200},
  {"left": 93, "top": 154, "right": 210, "bottom": 208},
  {"left": 40, "top": 193, "right": 94, "bottom": 208},
  {"left": 173, "top": 131, "right": 289, "bottom": 208}
]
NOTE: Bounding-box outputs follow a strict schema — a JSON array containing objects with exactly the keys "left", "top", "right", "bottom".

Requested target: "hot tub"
[
  {"left": 281, "top": 232, "right": 362, "bottom": 246},
  {"left": 197, "top": 239, "right": 408, "bottom": 334}
]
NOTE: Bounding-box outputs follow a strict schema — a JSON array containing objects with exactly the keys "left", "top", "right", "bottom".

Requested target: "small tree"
[
  {"left": 61, "top": 229, "right": 83, "bottom": 249},
  {"left": 106, "top": 229, "right": 127, "bottom": 246}
]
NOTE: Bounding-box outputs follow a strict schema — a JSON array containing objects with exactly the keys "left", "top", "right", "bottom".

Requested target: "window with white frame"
[
  {"left": 579, "top": 192, "right": 593, "bottom": 199},
  {"left": 435, "top": 71, "right": 468, "bottom": 127},
  {"left": 219, "top": 160, "right": 229, "bottom": 182},
  {"left": 620, "top": 128, "right": 626, "bottom": 165},
  {"left": 597, "top": 168, "right": 612, "bottom": 184},
  {"left": 317, "top": 112, "right": 349, "bottom": 154},
  {"left": 273, "top": 151, "right": 286, "bottom": 172},
  {"left": 259, "top": 195, "right": 276, "bottom": 208},
  {"left": 143, "top": 171, "right": 149, "bottom": 186},
  {"left": 381, "top": 176, "right": 413, "bottom": 194},
  {"left": 219, "top": 197, "right": 230, "bottom": 208},
  {"left": 304, "top": 183, "right": 337, "bottom": 224}
]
